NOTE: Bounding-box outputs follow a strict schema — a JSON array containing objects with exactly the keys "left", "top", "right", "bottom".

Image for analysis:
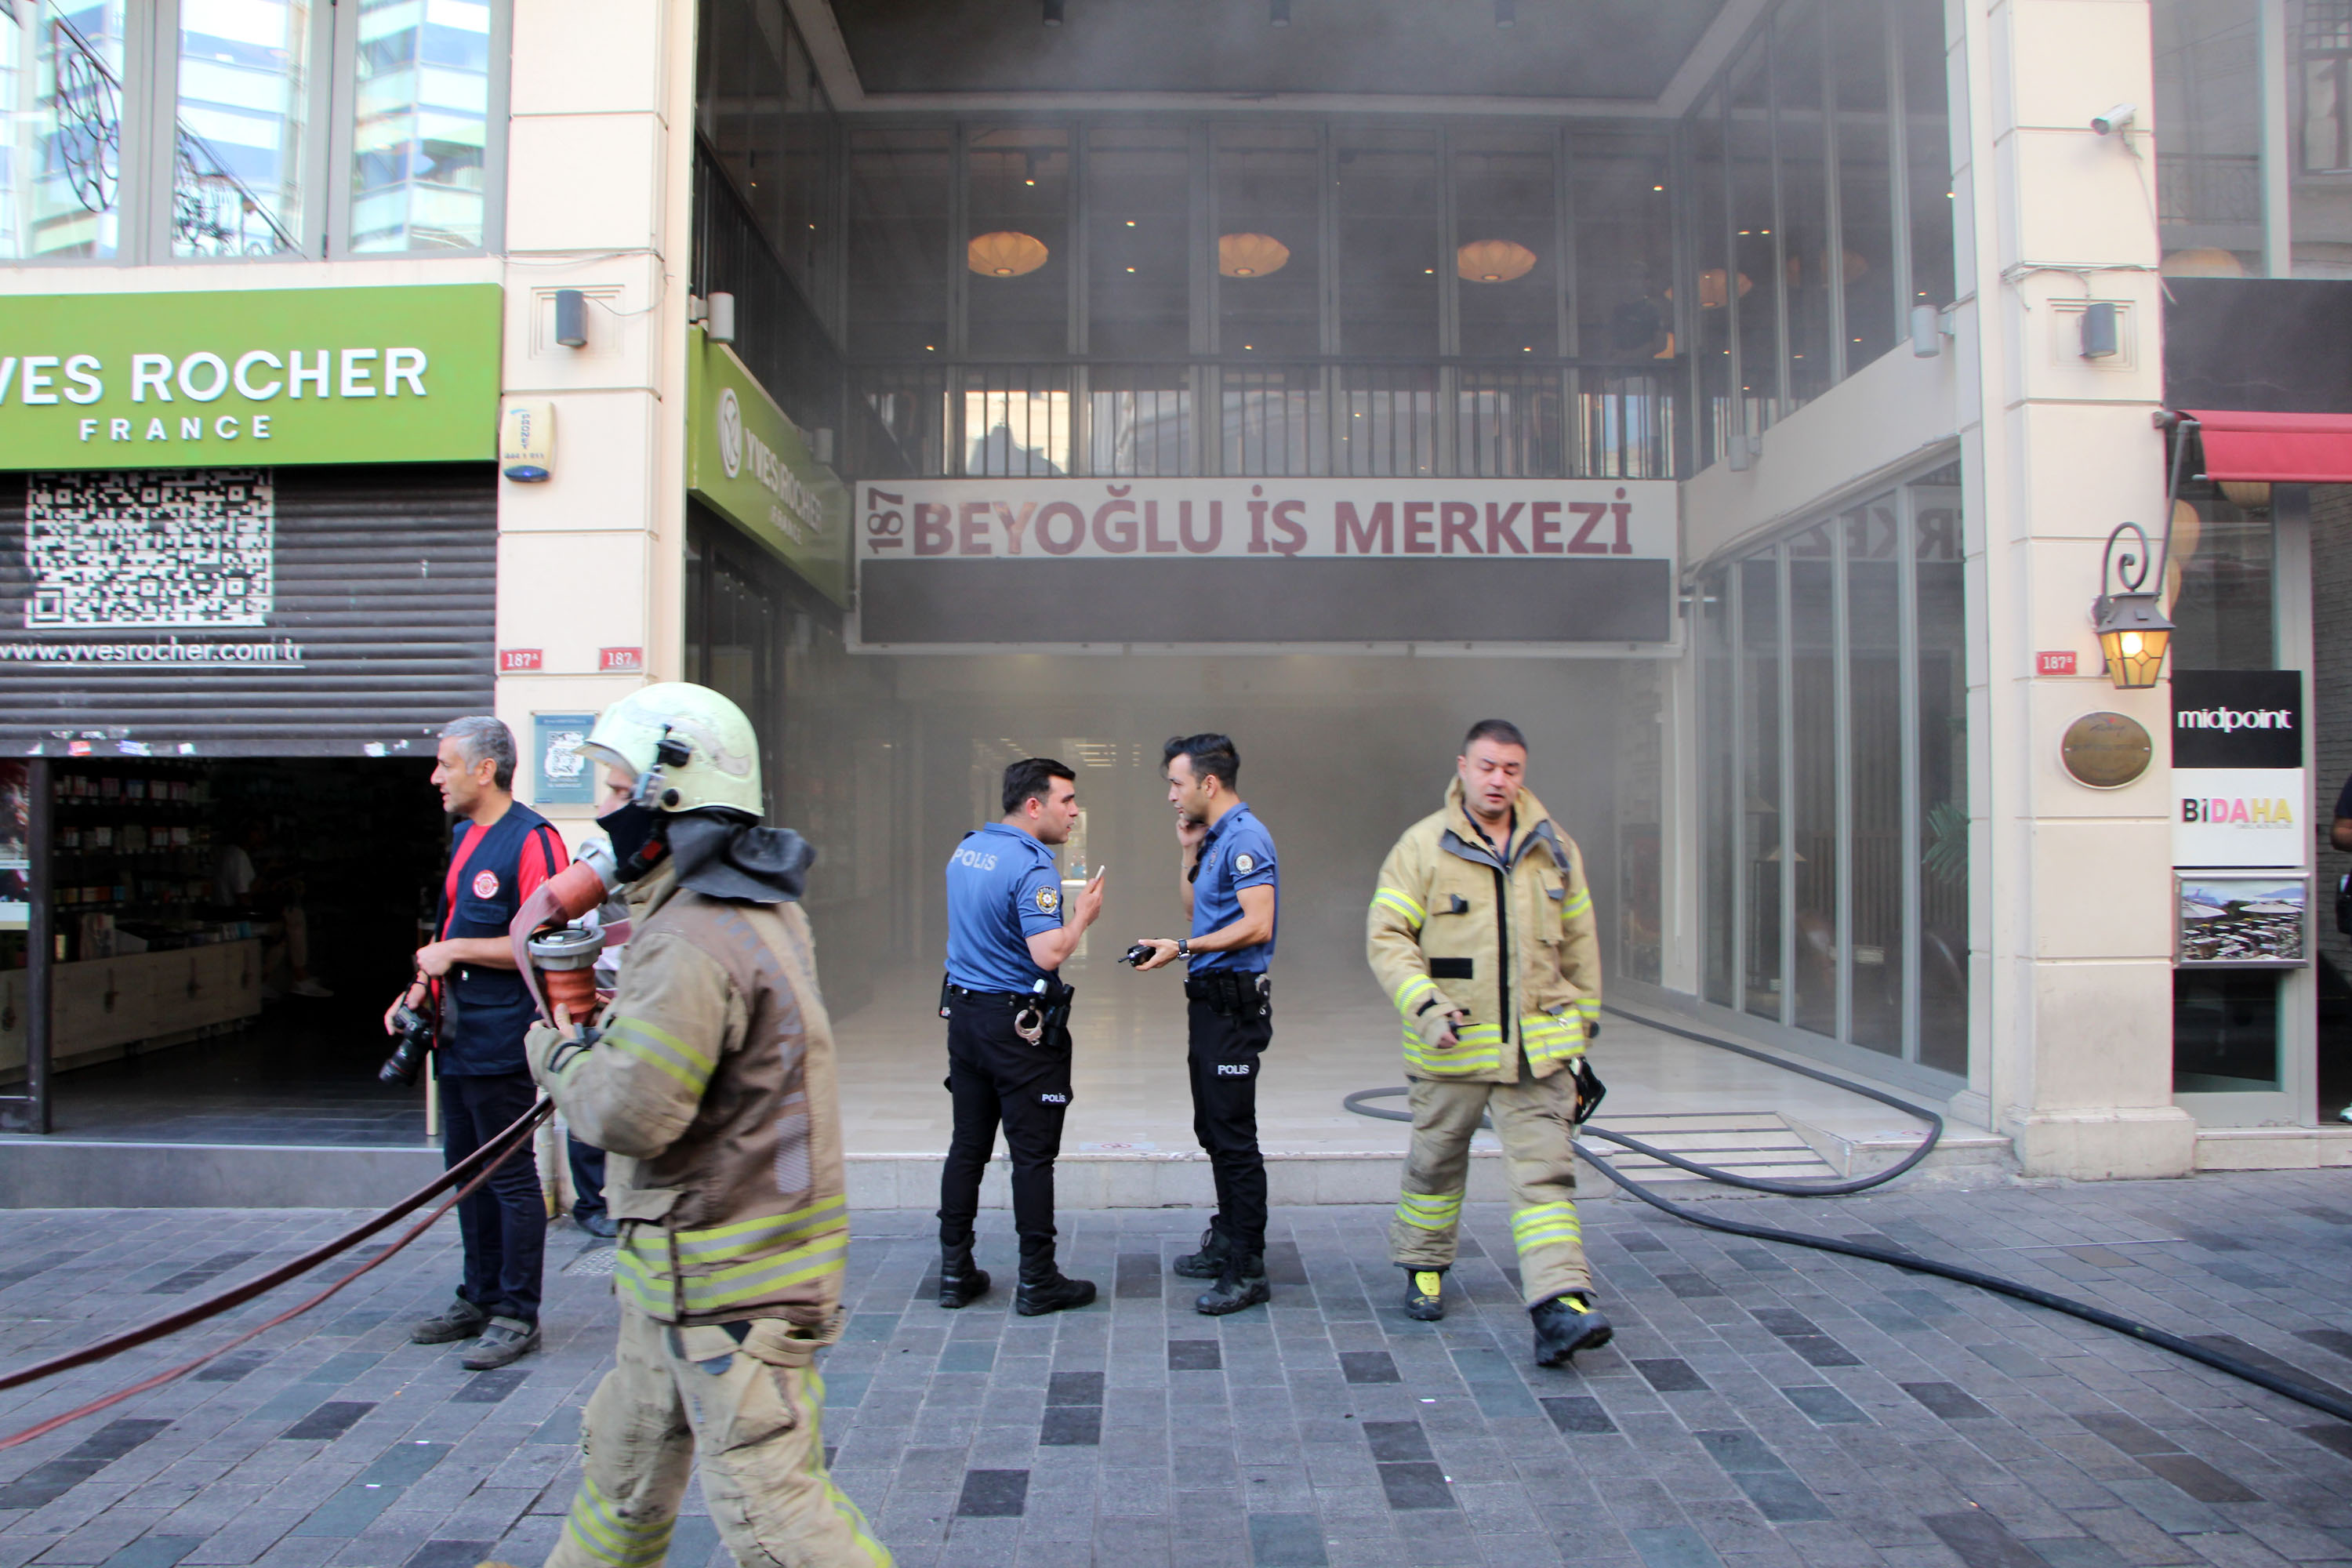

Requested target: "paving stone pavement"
[{"left": 10, "top": 1173, "right": 2352, "bottom": 1566}]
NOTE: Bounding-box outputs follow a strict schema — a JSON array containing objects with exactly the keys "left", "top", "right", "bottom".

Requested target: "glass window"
[
  {"left": 965, "top": 126, "right": 1069, "bottom": 358},
  {"left": 348, "top": 0, "right": 493, "bottom": 252},
  {"left": 1776, "top": 0, "right": 1835, "bottom": 407},
  {"left": 1846, "top": 495, "right": 1906, "bottom": 1054},
  {"left": 1912, "top": 464, "right": 1967, "bottom": 1073},
  {"left": 1788, "top": 535, "right": 1838, "bottom": 1036},
  {"left": 2174, "top": 971, "right": 2283, "bottom": 1091},
  {"left": 2169, "top": 486, "right": 2276, "bottom": 668},
  {"left": 1336, "top": 128, "right": 1439, "bottom": 357},
  {"left": 1729, "top": 37, "right": 1777, "bottom": 433},
  {"left": 847, "top": 127, "right": 950, "bottom": 356},
  {"left": 1452, "top": 128, "right": 1558, "bottom": 358},
  {"left": 1691, "top": 87, "right": 1733, "bottom": 466},
  {"left": 1700, "top": 568, "right": 1737, "bottom": 1007},
  {"left": 0, "top": 0, "right": 129, "bottom": 260},
  {"left": 2290, "top": 1, "right": 2352, "bottom": 274},
  {"left": 1831, "top": 0, "right": 1895, "bottom": 368},
  {"left": 1087, "top": 123, "right": 1190, "bottom": 359},
  {"left": 1613, "top": 659, "right": 1665, "bottom": 985},
  {"left": 778, "top": 29, "right": 836, "bottom": 329},
  {"left": 1214, "top": 124, "right": 1319, "bottom": 358},
  {"left": 1900, "top": 0, "right": 1955, "bottom": 309},
  {"left": 175, "top": 0, "right": 312, "bottom": 257},
  {"left": 1741, "top": 553, "right": 1784, "bottom": 1021},
  {"left": 1570, "top": 125, "right": 1673, "bottom": 361},
  {"left": 2154, "top": 0, "right": 2264, "bottom": 277}
]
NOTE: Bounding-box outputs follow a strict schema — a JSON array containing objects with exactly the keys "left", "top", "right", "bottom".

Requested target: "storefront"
[{"left": 0, "top": 283, "right": 504, "bottom": 1135}]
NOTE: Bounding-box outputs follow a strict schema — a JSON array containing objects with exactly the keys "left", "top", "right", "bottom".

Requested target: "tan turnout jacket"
[
  {"left": 528, "top": 858, "right": 848, "bottom": 1330},
  {"left": 1366, "top": 779, "right": 1602, "bottom": 1083}
]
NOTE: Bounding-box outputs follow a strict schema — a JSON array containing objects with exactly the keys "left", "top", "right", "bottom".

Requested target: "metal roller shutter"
[{"left": 0, "top": 464, "right": 497, "bottom": 757}]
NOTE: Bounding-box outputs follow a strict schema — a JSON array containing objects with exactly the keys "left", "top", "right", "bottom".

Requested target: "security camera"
[{"left": 2091, "top": 103, "right": 2136, "bottom": 136}]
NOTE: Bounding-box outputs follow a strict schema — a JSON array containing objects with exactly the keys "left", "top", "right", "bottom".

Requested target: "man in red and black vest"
[{"left": 383, "top": 715, "right": 568, "bottom": 1371}]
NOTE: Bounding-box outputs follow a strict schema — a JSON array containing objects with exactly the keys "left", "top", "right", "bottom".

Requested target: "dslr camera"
[{"left": 380, "top": 1001, "right": 434, "bottom": 1087}]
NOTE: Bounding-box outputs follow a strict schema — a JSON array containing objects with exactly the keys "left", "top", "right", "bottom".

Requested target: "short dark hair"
[
  {"left": 1003, "top": 757, "right": 1076, "bottom": 816},
  {"left": 1163, "top": 732, "right": 1240, "bottom": 793},
  {"left": 441, "top": 715, "right": 517, "bottom": 792},
  {"left": 1462, "top": 718, "right": 1528, "bottom": 753}
]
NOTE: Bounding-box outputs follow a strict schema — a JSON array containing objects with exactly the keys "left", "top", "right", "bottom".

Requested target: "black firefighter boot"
[
  {"left": 938, "top": 1239, "right": 990, "bottom": 1310},
  {"left": 1529, "top": 1291, "right": 1613, "bottom": 1367},
  {"left": 1195, "top": 1250, "right": 1270, "bottom": 1316},
  {"left": 1015, "top": 1252, "right": 1098, "bottom": 1316},
  {"left": 1172, "top": 1221, "right": 1232, "bottom": 1280}
]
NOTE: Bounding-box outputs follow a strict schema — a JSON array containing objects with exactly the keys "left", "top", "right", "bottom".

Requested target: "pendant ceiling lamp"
[
  {"left": 1218, "top": 232, "right": 1291, "bottom": 278},
  {"left": 1457, "top": 239, "right": 1537, "bottom": 283},
  {"left": 967, "top": 230, "right": 1050, "bottom": 278}
]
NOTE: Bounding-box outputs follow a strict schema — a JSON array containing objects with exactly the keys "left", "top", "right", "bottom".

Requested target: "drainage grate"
[{"left": 561, "top": 1245, "right": 618, "bottom": 1278}]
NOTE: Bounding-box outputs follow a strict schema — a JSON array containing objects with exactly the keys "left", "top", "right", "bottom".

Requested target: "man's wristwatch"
[{"left": 1174, "top": 938, "right": 1192, "bottom": 960}]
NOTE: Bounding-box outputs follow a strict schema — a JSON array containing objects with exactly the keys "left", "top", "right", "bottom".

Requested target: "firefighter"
[
  {"left": 527, "top": 682, "right": 890, "bottom": 1568},
  {"left": 1365, "top": 718, "right": 1611, "bottom": 1368}
]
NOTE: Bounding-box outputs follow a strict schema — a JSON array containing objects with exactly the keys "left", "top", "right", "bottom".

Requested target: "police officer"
[
  {"left": 384, "top": 715, "right": 568, "bottom": 1372},
  {"left": 938, "top": 758, "right": 1105, "bottom": 1316},
  {"left": 1132, "top": 733, "right": 1277, "bottom": 1316}
]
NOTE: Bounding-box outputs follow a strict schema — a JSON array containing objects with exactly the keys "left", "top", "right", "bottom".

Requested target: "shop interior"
[{"left": 0, "top": 757, "right": 448, "bottom": 1143}]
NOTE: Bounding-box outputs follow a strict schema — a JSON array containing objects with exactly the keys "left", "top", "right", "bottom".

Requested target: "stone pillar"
[{"left": 1951, "top": 0, "right": 2196, "bottom": 1175}]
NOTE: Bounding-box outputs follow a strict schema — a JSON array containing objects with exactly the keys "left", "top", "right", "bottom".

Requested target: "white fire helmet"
[{"left": 580, "top": 682, "right": 763, "bottom": 817}]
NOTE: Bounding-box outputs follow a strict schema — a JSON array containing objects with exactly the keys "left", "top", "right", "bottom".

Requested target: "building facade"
[{"left": 0, "top": 0, "right": 2344, "bottom": 1181}]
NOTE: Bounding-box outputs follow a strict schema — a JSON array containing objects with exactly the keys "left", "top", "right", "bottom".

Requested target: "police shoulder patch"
[
  {"left": 1234, "top": 852, "right": 1255, "bottom": 873},
  {"left": 1036, "top": 885, "right": 1061, "bottom": 913}
]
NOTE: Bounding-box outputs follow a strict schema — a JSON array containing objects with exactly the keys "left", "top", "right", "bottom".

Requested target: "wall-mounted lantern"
[{"left": 2091, "top": 520, "right": 2172, "bottom": 689}]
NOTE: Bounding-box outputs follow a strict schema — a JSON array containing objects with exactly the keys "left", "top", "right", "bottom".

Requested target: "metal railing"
[{"left": 847, "top": 359, "right": 1680, "bottom": 481}]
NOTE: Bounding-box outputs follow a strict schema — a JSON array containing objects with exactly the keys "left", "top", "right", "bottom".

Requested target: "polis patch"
[
  {"left": 1234, "top": 852, "right": 1256, "bottom": 874},
  {"left": 1036, "top": 885, "right": 1060, "bottom": 913}
]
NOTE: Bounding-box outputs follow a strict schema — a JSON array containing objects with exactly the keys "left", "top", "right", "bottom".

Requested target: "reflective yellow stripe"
[
  {"left": 1512, "top": 1202, "right": 1582, "bottom": 1254},
  {"left": 673, "top": 1196, "right": 848, "bottom": 1262},
  {"left": 1403, "top": 1020, "right": 1502, "bottom": 1077},
  {"left": 563, "top": 1475, "right": 673, "bottom": 1568},
  {"left": 677, "top": 1232, "right": 851, "bottom": 1314},
  {"left": 1522, "top": 1013, "right": 1588, "bottom": 1066},
  {"left": 1575, "top": 996, "right": 1601, "bottom": 1023},
  {"left": 1373, "top": 887, "right": 1426, "bottom": 927},
  {"left": 1560, "top": 888, "right": 1593, "bottom": 918},
  {"left": 1396, "top": 1190, "right": 1461, "bottom": 1231},
  {"left": 602, "top": 1016, "right": 716, "bottom": 1096},
  {"left": 614, "top": 1238, "right": 673, "bottom": 1317},
  {"left": 1392, "top": 973, "right": 1439, "bottom": 1016}
]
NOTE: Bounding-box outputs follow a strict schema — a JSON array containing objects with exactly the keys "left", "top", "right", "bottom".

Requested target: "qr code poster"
[{"left": 24, "top": 470, "right": 274, "bottom": 629}]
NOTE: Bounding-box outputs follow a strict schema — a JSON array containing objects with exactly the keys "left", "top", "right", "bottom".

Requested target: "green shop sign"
[
  {"left": 0, "top": 284, "right": 501, "bottom": 469},
  {"left": 688, "top": 328, "right": 849, "bottom": 607}
]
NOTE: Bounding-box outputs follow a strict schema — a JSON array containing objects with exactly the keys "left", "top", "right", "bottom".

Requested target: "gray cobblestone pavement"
[{"left": 10, "top": 1173, "right": 2352, "bottom": 1566}]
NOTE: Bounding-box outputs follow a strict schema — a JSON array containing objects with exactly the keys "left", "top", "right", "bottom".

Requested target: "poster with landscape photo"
[{"left": 2177, "top": 875, "right": 2308, "bottom": 967}]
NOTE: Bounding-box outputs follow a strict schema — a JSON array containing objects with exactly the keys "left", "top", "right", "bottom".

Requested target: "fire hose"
[
  {"left": 1345, "top": 1002, "right": 2352, "bottom": 1427},
  {"left": 0, "top": 852, "right": 632, "bottom": 1450}
]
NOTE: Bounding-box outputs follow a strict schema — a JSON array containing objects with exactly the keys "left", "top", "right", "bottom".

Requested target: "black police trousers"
[
  {"left": 938, "top": 992, "right": 1075, "bottom": 1274},
  {"left": 440, "top": 1069, "right": 546, "bottom": 1324},
  {"left": 1186, "top": 992, "right": 1271, "bottom": 1257}
]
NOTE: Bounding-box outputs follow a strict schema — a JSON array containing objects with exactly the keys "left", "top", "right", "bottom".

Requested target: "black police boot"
[
  {"left": 1530, "top": 1291, "right": 1613, "bottom": 1367},
  {"left": 1172, "top": 1221, "right": 1232, "bottom": 1280},
  {"left": 1015, "top": 1269, "right": 1098, "bottom": 1316},
  {"left": 1401, "top": 1267, "right": 1446, "bottom": 1323},
  {"left": 1194, "top": 1252, "right": 1269, "bottom": 1316},
  {"left": 939, "top": 1241, "right": 991, "bottom": 1310}
]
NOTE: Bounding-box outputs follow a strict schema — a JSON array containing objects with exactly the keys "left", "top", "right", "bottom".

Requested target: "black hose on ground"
[{"left": 1344, "top": 1004, "right": 2352, "bottom": 1427}]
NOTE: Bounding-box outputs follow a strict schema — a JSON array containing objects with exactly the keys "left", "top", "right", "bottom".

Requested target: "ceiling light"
[
  {"left": 1272, "top": 0, "right": 1290, "bottom": 22},
  {"left": 1219, "top": 232, "right": 1291, "bottom": 278},
  {"left": 1653, "top": 183, "right": 1665, "bottom": 192},
  {"left": 1496, "top": 0, "right": 1515, "bottom": 26},
  {"left": 1125, "top": 220, "right": 1136, "bottom": 227},
  {"left": 1043, "top": 0, "right": 1063, "bottom": 23},
  {"left": 967, "top": 230, "right": 1050, "bottom": 277},
  {"left": 1125, "top": 267, "right": 1136, "bottom": 273},
  {"left": 1457, "top": 238, "right": 1537, "bottom": 283}
]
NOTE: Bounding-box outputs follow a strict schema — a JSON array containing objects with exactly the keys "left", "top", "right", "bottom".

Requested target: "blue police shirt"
[
  {"left": 1190, "top": 802, "right": 1277, "bottom": 974},
  {"left": 944, "top": 822, "right": 1065, "bottom": 993}
]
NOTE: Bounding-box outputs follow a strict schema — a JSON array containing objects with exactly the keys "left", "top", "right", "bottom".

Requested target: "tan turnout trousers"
[
  {"left": 543, "top": 1304, "right": 890, "bottom": 1568},
  {"left": 1387, "top": 1054, "right": 1591, "bottom": 1307}
]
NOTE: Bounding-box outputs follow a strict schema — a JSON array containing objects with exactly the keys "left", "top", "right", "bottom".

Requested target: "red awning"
[{"left": 2186, "top": 408, "right": 2352, "bottom": 482}]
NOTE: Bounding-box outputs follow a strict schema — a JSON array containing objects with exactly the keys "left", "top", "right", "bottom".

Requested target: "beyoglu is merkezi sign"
[
  {"left": 0, "top": 285, "right": 502, "bottom": 468},
  {"left": 857, "top": 477, "right": 1677, "bottom": 563}
]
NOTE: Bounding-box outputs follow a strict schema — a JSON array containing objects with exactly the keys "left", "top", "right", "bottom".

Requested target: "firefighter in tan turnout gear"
[
  {"left": 527, "top": 683, "right": 890, "bottom": 1568},
  {"left": 1366, "top": 718, "right": 1612, "bottom": 1368}
]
